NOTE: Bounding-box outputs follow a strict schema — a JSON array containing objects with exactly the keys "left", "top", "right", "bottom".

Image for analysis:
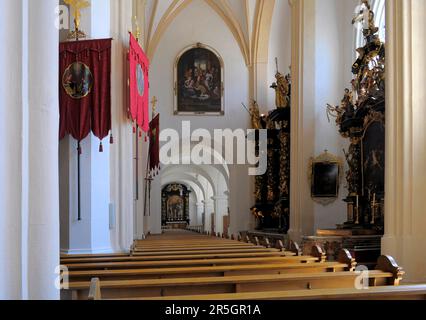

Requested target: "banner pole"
[
  {"left": 77, "top": 142, "right": 81, "bottom": 221},
  {"left": 135, "top": 124, "right": 139, "bottom": 201}
]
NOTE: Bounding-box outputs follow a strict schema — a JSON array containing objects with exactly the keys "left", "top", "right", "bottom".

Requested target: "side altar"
[
  {"left": 249, "top": 65, "right": 291, "bottom": 235},
  {"left": 305, "top": 1, "right": 386, "bottom": 267}
]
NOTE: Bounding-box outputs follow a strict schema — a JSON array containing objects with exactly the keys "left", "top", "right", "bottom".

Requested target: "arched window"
[{"left": 355, "top": 0, "right": 386, "bottom": 49}]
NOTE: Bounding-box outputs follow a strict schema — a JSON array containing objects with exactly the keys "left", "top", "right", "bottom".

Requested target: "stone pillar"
[
  {"left": 27, "top": 0, "right": 60, "bottom": 299},
  {"left": 0, "top": 0, "right": 60, "bottom": 300},
  {"left": 212, "top": 196, "right": 228, "bottom": 235},
  {"left": 288, "top": 0, "right": 315, "bottom": 242},
  {"left": 196, "top": 202, "right": 204, "bottom": 227},
  {"left": 109, "top": 0, "right": 135, "bottom": 250},
  {"left": 382, "top": 0, "right": 426, "bottom": 283},
  {"left": 203, "top": 200, "right": 214, "bottom": 233},
  {"left": 0, "top": 0, "right": 25, "bottom": 300}
]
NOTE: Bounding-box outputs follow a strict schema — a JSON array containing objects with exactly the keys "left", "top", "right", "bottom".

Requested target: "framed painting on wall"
[
  {"left": 174, "top": 43, "right": 224, "bottom": 116},
  {"left": 309, "top": 150, "right": 344, "bottom": 205}
]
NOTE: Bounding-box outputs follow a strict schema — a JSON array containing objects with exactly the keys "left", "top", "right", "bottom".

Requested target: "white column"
[
  {"left": 0, "top": 0, "right": 24, "bottom": 300},
  {"left": 212, "top": 195, "right": 228, "bottom": 235},
  {"left": 203, "top": 200, "right": 214, "bottom": 233},
  {"left": 382, "top": 0, "right": 426, "bottom": 283},
  {"left": 27, "top": 0, "right": 60, "bottom": 299},
  {"left": 109, "top": 0, "right": 135, "bottom": 250},
  {"left": 288, "top": 0, "right": 316, "bottom": 242},
  {"left": 196, "top": 202, "right": 204, "bottom": 227}
]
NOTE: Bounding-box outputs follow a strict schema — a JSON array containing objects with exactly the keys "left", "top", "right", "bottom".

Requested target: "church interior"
[{"left": 1, "top": 0, "right": 426, "bottom": 301}]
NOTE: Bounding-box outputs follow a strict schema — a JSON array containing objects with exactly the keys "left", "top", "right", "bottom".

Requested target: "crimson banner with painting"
[
  {"left": 59, "top": 38, "right": 113, "bottom": 151},
  {"left": 129, "top": 32, "right": 150, "bottom": 132}
]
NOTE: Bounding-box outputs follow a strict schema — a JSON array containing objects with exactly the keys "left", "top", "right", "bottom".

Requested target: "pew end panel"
[
  {"left": 376, "top": 255, "right": 405, "bottom": 286},
  {"left": 338, "top": 249, "right": 357, "bottom": 271},
  {"left": 310, "top": 245, "right": 327, "bottom": 263}
]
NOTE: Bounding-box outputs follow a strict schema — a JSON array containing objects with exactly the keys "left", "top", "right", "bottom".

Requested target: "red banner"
[
  {"left": 129, "top": 33, "right": 150, "bottom": 132},
  {"left": 149, "top": 114, "right": 160, "bottom": 176},
  {"left": 59, "top": 38, "right": 113, "bottom": 152}
]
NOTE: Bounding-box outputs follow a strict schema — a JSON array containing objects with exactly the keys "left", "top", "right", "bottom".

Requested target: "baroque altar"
[
  {"left": 250, "top": 65, "right": 291, "bottom": 234},
  {"left": 325, "top": 0, "right": 385, "bottom": 235},
  {"left": 306, "top": 1, "right": 386, "bottom": 267},
  {"left": 161, "top": 183, "right": 191, "bottom": 229}
]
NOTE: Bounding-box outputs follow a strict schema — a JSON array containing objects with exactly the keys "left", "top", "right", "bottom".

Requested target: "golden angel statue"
[
  {"left": 249, "top": 100, "right": 261, "bottom": 130},
  {"left": 271, "top": 59, "right": 291, "bottom": 109}
]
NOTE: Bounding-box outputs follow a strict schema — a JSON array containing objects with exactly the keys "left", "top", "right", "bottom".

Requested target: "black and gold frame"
[
  {"left": 362, "top": 111, "right": 385, "bottom": 197},
  {"left": 309, "top": 151, "right": 344, "bottom": 205}
]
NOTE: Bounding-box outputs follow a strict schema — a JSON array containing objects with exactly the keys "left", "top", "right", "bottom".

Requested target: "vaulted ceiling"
[{"left": 135, "top": 0, "right": 276, "bottom": 66}]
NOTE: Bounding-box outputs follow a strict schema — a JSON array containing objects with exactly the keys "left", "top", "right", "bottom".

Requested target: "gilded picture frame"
[{"left": 174, "top": 43, "right": 225, "bottom": 116}]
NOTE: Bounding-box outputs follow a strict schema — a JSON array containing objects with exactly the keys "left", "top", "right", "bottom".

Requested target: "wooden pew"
[
  {"left": 64, "top": 257, "right": 354, "bottom": 282},
  {"left": 61, "top": 251, "right": 301, "bottom": 265},
  {"left": 62, "top": 245, "right": 328, "bottom": 271},
  {"left": 62, "top": 247, "right": 284, "bottom": 263},
  {"left": 63, "top": 255, "right": 323, "bottom": 271},
  {"left": 64, "top": 255, "right": 403, "bottom": 300},
  {"left": 138, "top": 285, "right": 426, "bottom": 301}
]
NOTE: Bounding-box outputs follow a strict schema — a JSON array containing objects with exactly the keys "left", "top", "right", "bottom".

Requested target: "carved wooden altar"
[
  {"left": 251, "top": 107, "right": 291, "bottom": 234},
  {"left": 161, "top": 183, "right": 191, "bottom": 229},
  {"left": 325, "top": 1, "right": 385, "bottom": 236}
]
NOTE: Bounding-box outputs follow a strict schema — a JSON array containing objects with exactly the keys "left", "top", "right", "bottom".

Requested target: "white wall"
[
  {"left": 59, "top": 0, "right": 118, "bottom": 254},
  {"left": 312, "top": 0, "right": 359, "bottom": 231}
]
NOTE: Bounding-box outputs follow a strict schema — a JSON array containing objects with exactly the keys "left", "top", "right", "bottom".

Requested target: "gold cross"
[
  {"left": 134, "top": 16, "right": 142, "bottom": 43},
  {"left": 151, "top": 96, "right": 158, "bottom": 115}
]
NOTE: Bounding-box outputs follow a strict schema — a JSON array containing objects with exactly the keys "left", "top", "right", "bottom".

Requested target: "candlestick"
[
  {"left": 371, "top": 193, "right": 377, "bottom": 224},
  {"left": 355, "top": 206, "right": 359, "bottom": 225}
]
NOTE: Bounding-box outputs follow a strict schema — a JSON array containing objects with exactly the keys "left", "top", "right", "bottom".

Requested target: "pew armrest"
[
  {"left": 311, "top": 245, "right": 326, "bottom": 263},
  {"left": 88, "top": 278, "right": 101, "bottom": 300},
  {"left": 376, "top": 255, "right": 405, "bottom": 285},
  {"left": 289, "top": 241, "right": 302, "bottom": 256},
  {"left": 338, "top": 249, "right": 357, "bottom": 271}
]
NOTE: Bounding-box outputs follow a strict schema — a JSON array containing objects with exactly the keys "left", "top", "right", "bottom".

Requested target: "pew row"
[
  {"left": 64, "top": 255, "right": 400, "bottom": 300},
  {"left": 137, "top": 285, "right": 426, "bottom": 301}
]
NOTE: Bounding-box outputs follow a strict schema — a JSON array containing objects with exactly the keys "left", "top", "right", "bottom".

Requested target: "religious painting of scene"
[
  {"left": 311, "top": 163, "right": 340, "bottom": 198},
  {"left": 362, "top": 120, "right": 385, "bottom": 197},
  {"left": 62, "top": 62, "right": 93, "bottom": 99},
  {"left": 175, "top": 46, "right": 223, "bottom": 115},
  {"left": 161, "top": 184, "right": 191, "bottom": 229}
]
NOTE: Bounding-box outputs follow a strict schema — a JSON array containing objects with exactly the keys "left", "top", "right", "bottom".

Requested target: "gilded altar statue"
[
  {"left": 273, "top": 72, "right": 291, "bottom": 109},
  {"left": 249, "top": 100, "right": 261, "bottom": 130}
]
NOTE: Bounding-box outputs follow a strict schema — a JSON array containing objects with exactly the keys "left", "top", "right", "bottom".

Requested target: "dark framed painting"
[
  {"left": 362, "top": 117, "right": 385, "bottom": 197},
  {"left": 312, "top": 163, "right": 339, "bottom": 198},
  {"left": 310, "top": 151, "right": 343, "bottom": 204},
  {"left": 174, "top": 43, "right": 224, "bottom": 116}
]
